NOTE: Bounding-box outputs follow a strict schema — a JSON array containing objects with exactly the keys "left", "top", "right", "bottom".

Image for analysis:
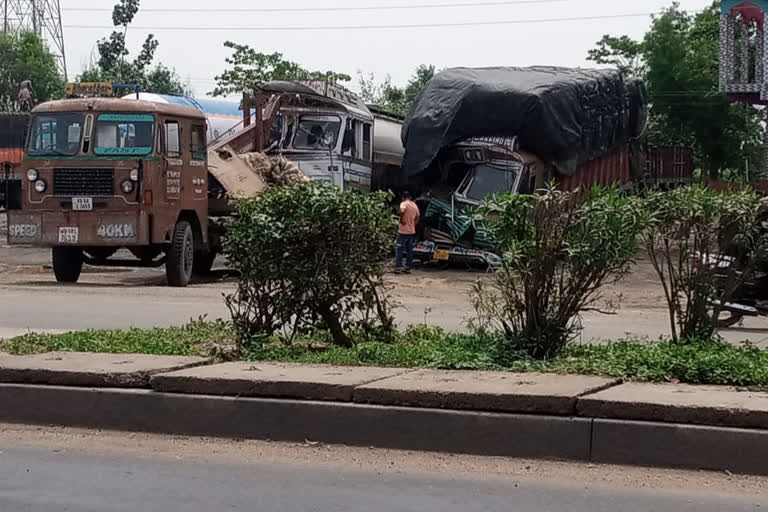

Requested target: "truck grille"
[{"left": 53, "top": 168, "right": 114, "bottom": 196}]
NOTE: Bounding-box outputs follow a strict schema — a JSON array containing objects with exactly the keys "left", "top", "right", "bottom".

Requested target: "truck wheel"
[
  {"left": 166, "top": 221, "right": 194, "bottom": 287},
  {"left": 193, "top": 251, "right": 216, "bottom": 276},
  {"left": 52, "top": 247, "right": 83, "bottom": 283}
]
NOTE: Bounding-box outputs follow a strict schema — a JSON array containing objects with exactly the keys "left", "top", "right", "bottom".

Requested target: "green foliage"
[
  {"left": 587, "top": 35, "right": 645, "bottom": 77},
  {"left": 210, "top": 42, "right": 351, "bottom": 97},
  {"left": 0, "top": 318, "right": 233, "bottom": 357},
  {"left": 554, "top": 339, "right": 768, "bottom": 386},
  {"left": 243, "top": 326, "right": 768, "bottom": 387},
  {"left": 7, "top": 321, "right": 768, "bottom": 387},
  {"left": 587, "top": 1, "right": 764, "bottom": 180},
  {"left": 0, "top": 31, "right": 64, "bottom": 111},
  {"left": 641, "top": 185, "right": 768, "bottom": 341},
  {"left": 79, "top": 0, "right": 188, "bottom": 95},
  {"left": 224, "top": 182, "right": 396, "bottom": 349},
  {"left": 358, "top": 64, "right": 436, "bottom": 116},
  {"left": 470, "top": 186, "right": 644, "bottom": 359}
]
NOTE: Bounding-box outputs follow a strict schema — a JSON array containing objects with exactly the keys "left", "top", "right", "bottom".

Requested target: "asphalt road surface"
[{"left": 0, "top": 425, "right": 765, "bottom": 512}]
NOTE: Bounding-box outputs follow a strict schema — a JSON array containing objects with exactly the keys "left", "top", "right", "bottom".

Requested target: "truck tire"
[
  {"left": 166, "top": 221, "right": 194, "bottom": 287},
  {"left": 192, "top": 250, "right": 216, "bottom": 276},
  {"left": 52, "top": 247, "right": 83, "bottom": 283}
]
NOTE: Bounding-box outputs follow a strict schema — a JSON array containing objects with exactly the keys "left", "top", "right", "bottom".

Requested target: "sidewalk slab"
[
  {"left": 150, "top": 362, "right": 407, "bottom": 402},
  {"left": 577, "top": 382, "right": 768, "bottom": 429},
  {"left": 0, "top": 352, "right": 209, "bottom": 388},
  {"left": 353, "top": 369, "right": 619, "bottom": 415}
]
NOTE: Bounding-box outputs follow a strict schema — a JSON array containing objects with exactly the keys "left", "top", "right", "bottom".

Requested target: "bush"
[
  {"left": 469, "top": 186, "right": 644, "bottom": 359},
  {"left": 224, "top": 182, "right": 396, "bottom": 350},
  {"left": 641, "top": 185, "right": 768, "bottom": 341}
]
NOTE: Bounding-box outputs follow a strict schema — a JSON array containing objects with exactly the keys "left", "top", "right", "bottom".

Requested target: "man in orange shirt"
[{"left": 396, "top": 191, "right": 420, "bottom": 273}]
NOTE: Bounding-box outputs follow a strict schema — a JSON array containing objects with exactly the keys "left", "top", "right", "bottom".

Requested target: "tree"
[
  {"left": 210, "top": 42, "right": 351, "bottom": 97},
  {"left": 78, "top": 0, "right": 188, "bottom": 95},
  {"left": 587, "top": 1, "right": 765, "bottom": 180},
  {"left": 358, "top": 64, "right": 436, "bottom": 116},
  {"left": 587, "top": 35, "right": 645, "bottom": 77},
  {"left": 0, "top": 31, "right": 64, "bottom": 111}
]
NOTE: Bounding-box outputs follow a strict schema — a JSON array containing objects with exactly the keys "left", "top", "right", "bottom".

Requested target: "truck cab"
[
  {"left": 237, "top": 81, "right": 378, "bottom": 192},
  {"left": 7, "top": 94, "right": 211, "bottom": 286}
]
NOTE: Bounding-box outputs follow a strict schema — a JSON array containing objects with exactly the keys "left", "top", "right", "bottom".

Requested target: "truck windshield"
[
  {"left": 93, "top": 113, "right": 155, "bottom": 156},
  {"left": 26, "top": 113, "right": 83, "bottom": 156},
  {"left": 293, "top": 115, "right": 340, "bottom": 150},
  {"left": 465, "top": 165, "right": 520, "bottom": 201}
]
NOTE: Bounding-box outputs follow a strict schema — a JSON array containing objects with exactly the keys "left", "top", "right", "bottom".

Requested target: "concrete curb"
[{"left": 0, "top": 383, "right": 766, "bottom": 475}]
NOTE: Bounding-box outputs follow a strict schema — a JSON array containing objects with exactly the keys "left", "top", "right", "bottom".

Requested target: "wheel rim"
[{"left": 184, "top": 230, "right": 193, "bottom": 276}]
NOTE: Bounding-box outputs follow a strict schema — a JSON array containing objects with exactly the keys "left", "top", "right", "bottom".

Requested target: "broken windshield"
[
  {"left": 293, "top": 115, "right": 341, "bottom": 150},
  {"left": 464, "top": 164, "right": 520, "bottom": 201}
]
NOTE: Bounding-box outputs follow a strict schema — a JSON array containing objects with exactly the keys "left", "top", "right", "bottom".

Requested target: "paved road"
[
  {"left": 0, "top": 426, "right": 765, "bottom": 512},
  {"left": 2, "top": 282, "right": 767, "bottom": 345}
]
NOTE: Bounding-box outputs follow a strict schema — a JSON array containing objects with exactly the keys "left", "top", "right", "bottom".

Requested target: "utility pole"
[{"left": 1, "top": 0, "right": 66, "bottom": 79}]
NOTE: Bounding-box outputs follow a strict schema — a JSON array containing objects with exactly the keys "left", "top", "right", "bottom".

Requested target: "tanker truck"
[{"left": 6, "top": 80, "right": 405, "bottom": 286}]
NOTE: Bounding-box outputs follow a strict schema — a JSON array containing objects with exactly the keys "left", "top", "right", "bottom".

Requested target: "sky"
[{"left": 58, "top": 0, "right": 712, "bottom": 99}]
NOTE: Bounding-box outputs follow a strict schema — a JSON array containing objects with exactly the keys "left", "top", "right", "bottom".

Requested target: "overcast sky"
[{"left": 60, "top": 0, "right": 711, "bottom": 99}]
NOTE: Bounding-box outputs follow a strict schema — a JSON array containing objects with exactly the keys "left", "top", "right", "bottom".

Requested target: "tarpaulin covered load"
[{"left": 401, "top": 66, "right": 647, "bottom": 176}]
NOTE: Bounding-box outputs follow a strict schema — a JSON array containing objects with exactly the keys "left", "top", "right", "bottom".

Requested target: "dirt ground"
[{"left": 0, "top": 211, "right": 668, "bottom": 312}]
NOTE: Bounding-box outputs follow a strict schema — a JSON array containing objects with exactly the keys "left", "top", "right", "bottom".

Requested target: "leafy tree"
[
  {"left": 358, "top": 64, "right": 436, "bottom": 116},
  {"left": 0, "top": 31, "right": 64, "bottom": 111},
  {"left": 587, "top": 1, "right": 765, "bottom": 180},
  {"left": 78, "top": 0, "right": 188, "bottom": 95},
  {"left": 210, "top": 42, "right": 351, "bottom": 97},
  {"left": 587, "top": 35, "right": 645, "bottom": 77}
]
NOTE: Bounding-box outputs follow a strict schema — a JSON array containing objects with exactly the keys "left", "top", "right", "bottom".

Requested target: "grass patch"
[
  {"left": 0, "top": 317, "right": 233, "bottom": 357},
  {"left": 3, "top": 320, "right": 768, "bottom": 388}
]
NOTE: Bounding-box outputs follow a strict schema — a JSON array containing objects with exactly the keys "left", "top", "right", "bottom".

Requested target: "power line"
[
  {"left": 64, "top": 12, "right": 664, "bottom": 31},
  {"left": 63, "top": 0, "right": 567, "bottom": 14}
]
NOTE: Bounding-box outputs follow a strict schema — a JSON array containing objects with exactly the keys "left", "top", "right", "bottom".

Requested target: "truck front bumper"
[{"left": 7, "top": 211, "right": 148, "bottom": 246}]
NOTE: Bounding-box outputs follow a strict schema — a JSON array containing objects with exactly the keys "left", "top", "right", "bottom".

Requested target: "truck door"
[{"left": 163, "top": 120, "right": 182, "bottom": 203}]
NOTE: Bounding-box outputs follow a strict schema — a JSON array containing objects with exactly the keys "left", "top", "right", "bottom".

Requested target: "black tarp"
[{"left": 401, "top": 66, "right": 647, "bottom": 176}]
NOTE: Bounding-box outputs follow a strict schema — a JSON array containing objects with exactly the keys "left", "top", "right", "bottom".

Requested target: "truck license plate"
[
  {"left": 433, "top": 248, "right": 450, "bottom": 261},
  {"left": 72, "top": 197, "right": 93, "bottom": 211},
  {"left": 58, "top": 227, "right": 79, "bottom": 244}
]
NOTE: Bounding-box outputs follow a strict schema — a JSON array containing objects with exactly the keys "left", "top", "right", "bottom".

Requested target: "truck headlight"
[
  {"left": 34, "top": 179, "right": 46, "bottom": 193},
  {"left": 121, "top": 180, "right": 135, "bottom": 194},
  {"left": 27, "top": 169, "right": 38, "bottom": 182},
  {"left": 129, "top": 168, "right": 140, "bottom": 182}
]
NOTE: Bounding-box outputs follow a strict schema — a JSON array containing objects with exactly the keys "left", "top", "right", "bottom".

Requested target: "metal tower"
[{"left": 2, "top": 0, "right": 67, "bottom": 79}]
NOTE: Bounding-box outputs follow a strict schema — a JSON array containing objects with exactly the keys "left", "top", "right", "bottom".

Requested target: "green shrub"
[
  {"left": 224, "top": 182, "right": 396, "bottom": 350},
  {"left": 641, "top": 185, "right": 768, "bottom": 341},
  {"left": 469, "top": 186, "right": 644, "bottom": 359}
]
